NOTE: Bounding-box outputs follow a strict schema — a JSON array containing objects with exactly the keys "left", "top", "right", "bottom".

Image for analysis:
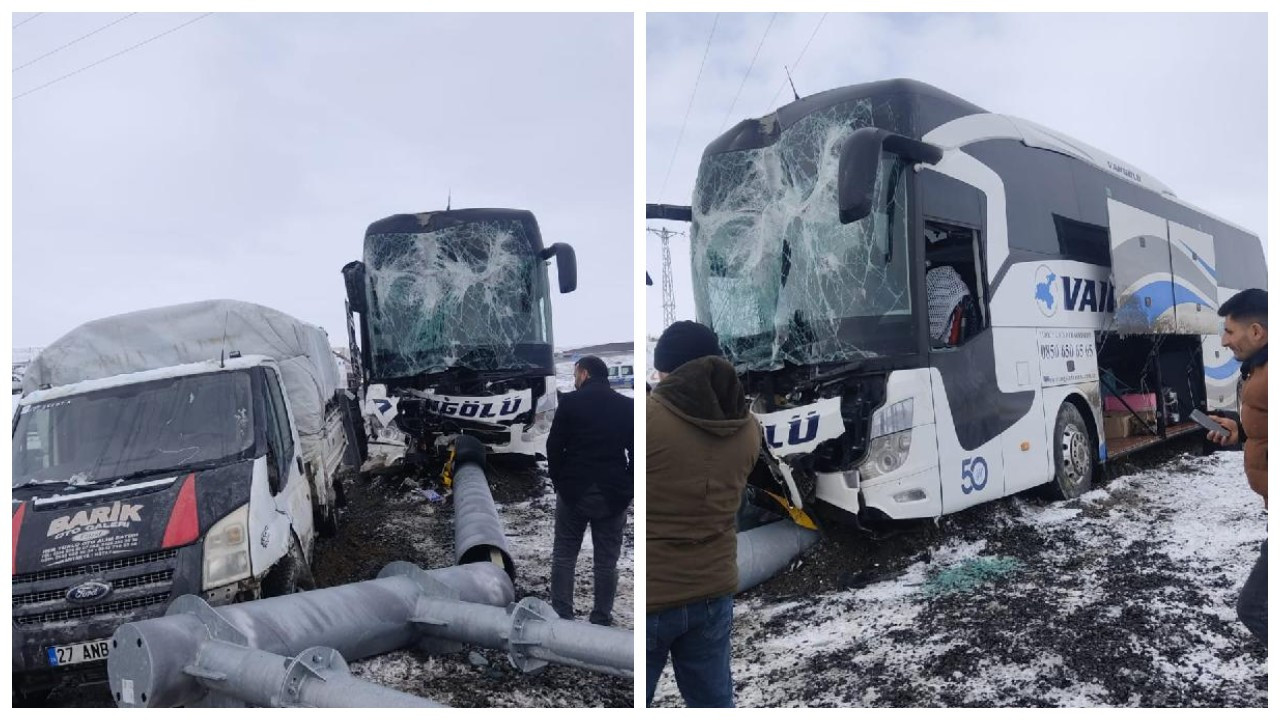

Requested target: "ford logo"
[{"left": 65, "top": 580, "right": 112, "bottom": 605}]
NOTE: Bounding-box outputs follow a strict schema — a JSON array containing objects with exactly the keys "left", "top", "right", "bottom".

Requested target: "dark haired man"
[
  {"left": 1207, "top": 288, "right": 1267, "bottom": 647},
  {"left": 646, "top": 321, "right": 760, "bottom": 707},
  {"left": 547, "top": 355, "right": 633, "bottom": 626}
]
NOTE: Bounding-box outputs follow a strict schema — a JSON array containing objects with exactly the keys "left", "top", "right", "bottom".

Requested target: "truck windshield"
[
  {"left": 364, "top": 219, "right": 553, "bottom": 377},
  {"left": 692, "top": 99, "right": 915, "bottom": 371},
  {"left": 12, "top": 371, "right": 255, "bottom": 490}
]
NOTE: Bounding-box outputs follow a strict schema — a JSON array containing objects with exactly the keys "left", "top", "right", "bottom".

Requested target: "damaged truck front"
[
  {"left": 342, "top": 208, "right": 576, "bottom": 463},
  {"left": 11, "top": 300, "right": 360, "bottom": 693}
]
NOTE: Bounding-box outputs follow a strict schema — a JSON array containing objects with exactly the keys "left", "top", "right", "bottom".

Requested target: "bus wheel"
[{"left": 1047, "top": 403, "right": 1093, "bottom": 500}]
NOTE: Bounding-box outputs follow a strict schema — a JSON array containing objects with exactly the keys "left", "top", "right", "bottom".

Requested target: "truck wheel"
[
  {"left": 262, "top": 537, "right": 315, "bottom": 596},
  {"left": 1045, "top": 402, "right": 1094, "bottom": 500},
  {"left": 317, "top": 497, "right": 340, "bottom": 538}
]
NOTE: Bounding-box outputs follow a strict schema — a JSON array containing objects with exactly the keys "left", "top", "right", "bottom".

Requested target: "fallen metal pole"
[
  {"left": 107, "top": 443, "right": 633, "bottom": 706},
  {"left": 736, "top": 519, "right": 821, "bottom": 593},
  {"left": 413, "top": 595, "right": 633, "bottom": 677},
  {"left": 184, "top": 641, "right": 444, "bottom": 708},
  {"left": 452, "top": 436, "right": 516, "bottom": 578}
]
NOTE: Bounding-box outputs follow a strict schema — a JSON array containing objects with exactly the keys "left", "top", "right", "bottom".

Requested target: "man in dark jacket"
[
  {"left": 646, "top": 321, "right": 760, "bottom": 707},
  {"left": 1207, "top": 288, "right": 1267, "bottom": 647},
  {"left": 546, "top": 355, "right": 633, "bottom": 626}
]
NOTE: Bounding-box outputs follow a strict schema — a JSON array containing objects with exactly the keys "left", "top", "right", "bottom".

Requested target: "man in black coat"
[{"left": 547, "top": 355, "right": 633, "bottom": 625}]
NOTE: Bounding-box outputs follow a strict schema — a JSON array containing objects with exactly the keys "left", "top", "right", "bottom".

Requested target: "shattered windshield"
[
  {"left": 692, "top": 99, "right": 915, "bottom": 371},
  {"left": 12, "top": 371, "right": 255, "bottom": 490},
  {"left": 364, "top": 219, "right": 552, "bottom": 377}
]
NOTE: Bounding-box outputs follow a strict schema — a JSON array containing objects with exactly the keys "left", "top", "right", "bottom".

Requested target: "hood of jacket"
[{"left": 650, "top": 356, "right": 751, "bottom": 437}]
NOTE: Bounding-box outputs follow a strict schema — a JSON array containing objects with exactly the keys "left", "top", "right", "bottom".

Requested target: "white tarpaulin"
[{"left": 23, "top": 300, "right": 341, "bottom": 444}]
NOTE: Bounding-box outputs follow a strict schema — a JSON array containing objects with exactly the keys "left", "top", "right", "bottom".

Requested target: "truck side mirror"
[
  {"left": 540, "top": 243, "right": 577, "bottom": 293},
  {"left": 837, "top": 128, "right": 943, "bottom": 224},
  {"left": 341, "top": 261, "right": 367, "bottom": 314}
]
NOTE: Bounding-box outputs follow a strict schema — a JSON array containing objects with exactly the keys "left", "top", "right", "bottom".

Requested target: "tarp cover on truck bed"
[{"left": 22, "top": 300, "right": 341, "bottom": 444}]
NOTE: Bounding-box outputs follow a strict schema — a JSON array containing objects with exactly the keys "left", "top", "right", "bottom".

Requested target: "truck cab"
[{"left": 12, "top": 355, "right": 315, "bottom": 683}]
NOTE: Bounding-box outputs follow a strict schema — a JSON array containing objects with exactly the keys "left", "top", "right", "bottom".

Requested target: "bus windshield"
[
  {"left": 691, "top": 99, "right": 915, "bottom": 371},
  {"left": 364, "top": 219, "right": 553, "bottom": 377},
  {"left": 12, "top": 371, "right": 256, "bottom": 490}
]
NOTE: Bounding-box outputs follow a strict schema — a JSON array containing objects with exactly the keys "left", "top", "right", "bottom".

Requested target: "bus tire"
[{"left": 1046, "top": 402, "right": 1093, "bottom": 500}]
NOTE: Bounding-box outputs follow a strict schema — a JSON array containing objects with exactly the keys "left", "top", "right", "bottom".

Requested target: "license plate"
[{"left": 46, "top": 639, "right": 111, "bottom": 667}]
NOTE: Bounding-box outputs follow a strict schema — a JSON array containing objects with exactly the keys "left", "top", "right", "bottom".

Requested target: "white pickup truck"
[{"left": 11, "top": 300, "right": 360, "bottom": 691}]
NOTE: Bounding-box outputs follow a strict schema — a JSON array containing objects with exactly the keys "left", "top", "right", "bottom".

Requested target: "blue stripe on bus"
[
  {"left": 1204, "top": 357, "right": 1240, "bottom": 381},
  {"left": 1127, "top": 280, "right": 1212, "bottom": 323},
  {"left": 1175, "top": 238, "right": 1218, "bottom": 280}
]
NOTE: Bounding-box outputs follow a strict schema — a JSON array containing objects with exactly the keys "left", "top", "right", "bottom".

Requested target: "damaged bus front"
[
  {"left": 676, "top": 78, "right": 1265, "bottom": 530},
  {"left": 343, "top": 208, "right": 576, "bottom": 462},
  {"left": 688, "top": 82, "right": 938, "bottom": 529}
]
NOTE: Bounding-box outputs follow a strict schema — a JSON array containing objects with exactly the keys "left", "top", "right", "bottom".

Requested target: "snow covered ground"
[{"left": 652, "top": 449, "right": 1267, "bottom": 708}]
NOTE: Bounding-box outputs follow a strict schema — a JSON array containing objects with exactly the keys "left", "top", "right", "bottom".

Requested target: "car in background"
[{"left": 607, "top": 363, "right": 634, "bottom": 390}]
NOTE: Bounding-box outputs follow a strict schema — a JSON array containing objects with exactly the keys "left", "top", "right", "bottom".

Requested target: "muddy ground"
[
  {"left": 323, "top": 453, "right": 634, "bottom": 708},
  {"left": 652, "top": 438, "right": 1268, "bottom": 708}
]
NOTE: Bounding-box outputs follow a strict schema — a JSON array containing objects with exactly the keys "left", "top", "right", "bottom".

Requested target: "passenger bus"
[{"left": 649, "top": 78, "right": 1266, "bottom": 529}]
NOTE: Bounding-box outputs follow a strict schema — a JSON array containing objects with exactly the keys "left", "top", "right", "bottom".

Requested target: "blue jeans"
[{"left": 646, "top": 595, "right": 734, "bottom": 707}]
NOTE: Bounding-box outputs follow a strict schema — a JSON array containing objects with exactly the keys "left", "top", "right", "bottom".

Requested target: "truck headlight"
[{"left": 202, "top": 504, "right": 250, "bottom": 590}]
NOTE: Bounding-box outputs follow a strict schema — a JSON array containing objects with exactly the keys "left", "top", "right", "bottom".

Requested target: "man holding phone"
[{"left": 1206, "top": 288, "right": 1267, "bottom": 647}]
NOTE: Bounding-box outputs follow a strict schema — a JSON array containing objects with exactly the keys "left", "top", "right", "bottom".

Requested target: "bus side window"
[{"left": 925, "top": 221, "right": 988, "bottom": 348}]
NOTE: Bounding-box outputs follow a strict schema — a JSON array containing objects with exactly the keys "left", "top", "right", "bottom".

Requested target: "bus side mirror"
[
  {"left": 837, "top": 128, "right": 942, "bottom": 224},
  {"left": 541, "top": 243, "right": 577, "bottom": 293},
  {"left": 342, "top": 261, "right": 367, "bottom": 314}
]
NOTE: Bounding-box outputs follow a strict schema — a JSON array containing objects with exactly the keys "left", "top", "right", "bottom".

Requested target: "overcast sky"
[
  {"left": 646, "top": 12, "right": 1268, "bottom": 337},
  {"left": 13, "top": 12, "right": 632, "bottom": 351}
]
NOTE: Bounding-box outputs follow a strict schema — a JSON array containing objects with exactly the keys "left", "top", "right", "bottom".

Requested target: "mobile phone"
[{"left": 1190, "top": 409, "right": 1229, "bottom": 438}]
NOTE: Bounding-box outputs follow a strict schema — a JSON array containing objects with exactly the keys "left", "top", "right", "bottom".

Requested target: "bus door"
[{"left": 918, "top": 169, "right": 1008, "bottom": 514}]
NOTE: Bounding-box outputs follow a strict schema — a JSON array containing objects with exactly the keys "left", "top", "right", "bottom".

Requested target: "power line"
[
  {"left": 13, "top": 13, "right": 43, "bottom": 30},
  {"left": 13, "top": 13, "right": 213, "bottom": 101},
  {"left": 14, "top": 13, "right": 139, "bottom": 72},
  {"left": 767, "top": 13, "right": 827, "bottom": 112},
  {"left": 658, "top": 13, "right": 719, "bottom": 203},
  {"left": 719, "top": 13, "right": 776, "bottom": 133}
]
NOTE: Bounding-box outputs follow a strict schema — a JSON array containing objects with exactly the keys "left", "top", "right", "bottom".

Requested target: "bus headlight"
[
  {"left": 861, "top": 429, "right": 912, "bottom": 481},
  {"left": 202, "top": 505, "right": 251, "bottom": 590},
  {"left": 531, "top": 408, "right": 554, "bottom": 435},
  {"left": 870, "top": 398, "right": 913, "bottom": 438}
]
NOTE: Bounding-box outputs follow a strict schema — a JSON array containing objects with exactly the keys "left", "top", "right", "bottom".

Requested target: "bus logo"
[
  {"left": 1034, "top": 265, "right": 1059, "bottom": 317},
  {"left": 1034, "top": 266, "right": 1117, "bottom": 317}
]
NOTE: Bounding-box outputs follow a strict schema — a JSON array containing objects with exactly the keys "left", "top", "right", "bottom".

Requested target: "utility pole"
[{"left": 647, "top": 226, "right": 684, "bottom": 329}]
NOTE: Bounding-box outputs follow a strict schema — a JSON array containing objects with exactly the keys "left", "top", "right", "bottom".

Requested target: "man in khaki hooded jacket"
[
  {"left": 1208, "top": 288, "right": 1267, "bottom": 647},
  {"left": 646, "top": 321, "right": 760, "bottom": 707}
]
